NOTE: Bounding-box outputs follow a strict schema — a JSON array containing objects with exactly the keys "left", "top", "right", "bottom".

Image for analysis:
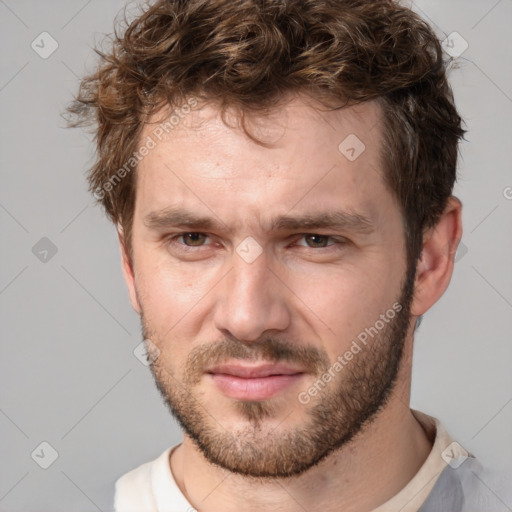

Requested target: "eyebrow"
[{"left": 143, "top": 206, "right": 374, "bottom": 235}]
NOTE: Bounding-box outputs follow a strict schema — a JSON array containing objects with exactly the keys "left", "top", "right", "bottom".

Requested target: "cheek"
[
  {"left": 136, "top": 258, "right": 218, "bottom": 331},
  {"left": 288, "top": 260, "right": 403, "bottom": 348},
  {"left": 136, "top": 273, "right": 196, "bottom": 367}
]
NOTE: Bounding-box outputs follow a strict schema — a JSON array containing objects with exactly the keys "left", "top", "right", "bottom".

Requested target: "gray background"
[{"left": 1, "top": 0, "right": 511, "bottom": 510}]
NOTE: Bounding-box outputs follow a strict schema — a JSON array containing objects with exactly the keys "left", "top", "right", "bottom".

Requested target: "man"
[{"left": 67, "top": 0, "right": 508, "bottom": 510}]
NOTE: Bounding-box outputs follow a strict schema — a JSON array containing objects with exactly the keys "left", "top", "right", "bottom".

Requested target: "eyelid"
[
  {"left": 166, "top": 232, "right": 347, "bottom": 251},
  {"left": 292, "top": 234, "right": 344, "bottom": 247},
  {"left": 168, "top": 232, "right": 212, "bottom": 248}
]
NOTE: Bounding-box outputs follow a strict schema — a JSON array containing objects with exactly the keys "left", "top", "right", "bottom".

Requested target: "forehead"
[
  {"left": 133, "top": 95, "right": 392, "bottom": 234},
  {"left": 142, "top": 94, "right": 383, "bottom": 161}
]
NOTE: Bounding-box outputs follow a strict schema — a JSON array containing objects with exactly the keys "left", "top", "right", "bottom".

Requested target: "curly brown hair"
[{"left": 66, "top": 0, "right": 465, "bottom": 269}]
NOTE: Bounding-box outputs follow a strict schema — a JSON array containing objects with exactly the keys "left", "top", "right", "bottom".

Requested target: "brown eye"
[
  {"left": 180, "top": 233, "right": 209, "bottom": 246},
  {"left": 303, "top": 234, "right": 331, "bottom": 248},
  {"left": 292, "top": 234, "right": 347, "bottom": 252},
  {"left": 294, "top": 234, "right": 337, "bottom": 248}
]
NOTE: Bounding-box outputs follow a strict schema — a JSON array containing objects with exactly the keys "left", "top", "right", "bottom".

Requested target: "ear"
[
  {"left": 117, "top": 224, "right": 142, "bottom": 314},
  {"left": 410, "top": 196, "right": 463, "bottom": 316}
]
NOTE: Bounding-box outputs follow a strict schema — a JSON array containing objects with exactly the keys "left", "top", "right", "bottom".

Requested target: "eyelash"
[{"left": 165, "top": 232, "right": 347, "bottom": 252}]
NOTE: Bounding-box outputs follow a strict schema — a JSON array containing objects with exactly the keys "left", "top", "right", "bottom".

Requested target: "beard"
[{"left": 141, "top": 264, "right": 416, "bottom": 479}]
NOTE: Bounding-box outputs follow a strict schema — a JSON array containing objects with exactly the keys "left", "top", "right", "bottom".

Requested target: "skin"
[{"left": 118, "top": 94, "right": 463, "bottom": 511}]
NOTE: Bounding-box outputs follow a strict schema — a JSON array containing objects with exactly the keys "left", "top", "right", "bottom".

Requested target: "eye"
[
  {"left": 165, "top": 232, "right": 346, "bottom": 254},
  {"left": 170, "top": 232, "right": 211, "bottom": 247},
  {"left": 294, "top": 234, "right": 342, "bottom": 249}
]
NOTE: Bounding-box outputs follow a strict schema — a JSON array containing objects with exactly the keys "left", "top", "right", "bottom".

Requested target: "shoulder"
[
  {"left": 420, "top": 457, "right": 512, "bottom": 512},
  {"left": 113, "top": 449, "right": 168, "bottom": 512}
]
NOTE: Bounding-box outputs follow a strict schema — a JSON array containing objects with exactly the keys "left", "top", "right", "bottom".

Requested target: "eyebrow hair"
[{"left": 143, "top": 206, "right": 374, "bottom": 235}]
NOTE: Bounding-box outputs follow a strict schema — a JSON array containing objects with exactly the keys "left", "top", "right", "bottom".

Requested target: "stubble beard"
[{"left": 142, "top": 266, "right": 416, "bottom": 478}]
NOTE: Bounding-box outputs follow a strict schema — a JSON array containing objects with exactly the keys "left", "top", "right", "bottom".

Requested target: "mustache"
[{"left": 183, "top": 337, "right": 330, "bottom": 385}]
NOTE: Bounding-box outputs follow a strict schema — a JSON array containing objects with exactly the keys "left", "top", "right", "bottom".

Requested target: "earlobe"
[
  {"left": 117, "top": 225, "right": 142, "bottom": 314},
  {"left": 410, "top": 196, "right": 463, "bottom": 317}
]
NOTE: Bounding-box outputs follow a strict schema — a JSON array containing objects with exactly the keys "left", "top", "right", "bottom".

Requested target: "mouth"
[{"left": 205, "top": 362, "right": 306, "bottom": 400}]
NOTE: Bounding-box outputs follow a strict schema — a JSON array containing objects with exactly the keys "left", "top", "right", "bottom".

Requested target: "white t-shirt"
[{"left": 113, "top": 409, "right": 507, "bottom": 511}]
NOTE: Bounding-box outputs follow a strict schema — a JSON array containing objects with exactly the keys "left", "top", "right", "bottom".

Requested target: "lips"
[
  {"left": 205, "top": 361, "right": 305, "bottom": 400},
  {"left": 206, "top": 362, "right": 304, "bottom": 378}
]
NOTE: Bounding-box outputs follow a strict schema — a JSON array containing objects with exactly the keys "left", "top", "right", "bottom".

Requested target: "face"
[{"left": 122, "top": 95, "right": 415, "bottom": 478}]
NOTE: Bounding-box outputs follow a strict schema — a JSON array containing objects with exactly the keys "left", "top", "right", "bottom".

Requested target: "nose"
[{"left": 212, "top": 248, "right": 291, "bottom": 342}]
